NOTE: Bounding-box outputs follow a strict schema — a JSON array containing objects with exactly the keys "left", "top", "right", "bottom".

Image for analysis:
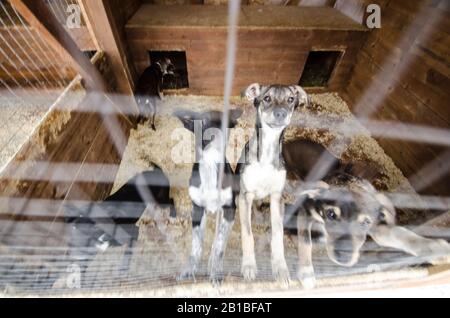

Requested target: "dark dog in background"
[
  {"left": 238, "top": 83, "right": 309, "bottom": 283},
  {"left": 282, "top": 139, "right": 381, "bottom": 183},
  {"left": 65, "top": 165, "right": 174, "bottom": 283},
  {"left": 174, "top": 109, "right": 242, "bottom": 284},
  {"left": 283, "top": 139, "right": 450, "bottom": 289},
  {"left": 134, "top": 58, "right": 175, "bottom": 130}
]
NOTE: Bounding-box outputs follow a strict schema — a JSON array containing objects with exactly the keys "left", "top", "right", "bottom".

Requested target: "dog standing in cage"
[
  {"left": 134, "top": 58, "right": 175, "bottom": 130},
  {"left": 174, "top": 109, "right": 242, "bottom": 284},
  {"left": 237, "top": 83, "right": 310, "bottom": 283}
]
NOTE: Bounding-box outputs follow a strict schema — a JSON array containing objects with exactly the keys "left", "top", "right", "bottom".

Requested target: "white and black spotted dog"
[
  {"left": 237, "top": 83, "right": 310, "bottom": 283},
  {"left": 174, "top": 109, "right": 242, "bottom": 284}
]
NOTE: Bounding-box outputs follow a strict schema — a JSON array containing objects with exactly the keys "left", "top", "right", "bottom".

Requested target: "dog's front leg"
[
  {"left": 178, "top": 204, "right": 206, "bottom": 281},
  {"left": 297, "top": 215, "right": 315, "bottom": 289},
  {"left": 150, "top": 100, "right": 157, "bottom": 130},
  {"left": 239, "top": 192, "right": 257, "bottom": 280},
  {"left": 370, "top": 225, "right": 450, "bottom": 261},
  {"left": 209, "top": 207, "right": 235, "bottom": 285},
  {"left": 270, "top": 193, "right": 290, "bottom": 284}
]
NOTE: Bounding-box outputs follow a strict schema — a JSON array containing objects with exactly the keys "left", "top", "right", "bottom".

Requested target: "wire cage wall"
[{"left": 0, "top": 0, "right": 449, "bottom": 297}]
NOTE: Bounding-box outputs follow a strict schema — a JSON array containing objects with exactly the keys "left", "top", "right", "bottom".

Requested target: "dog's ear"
[
  {"left": 299, "top": 188, "right": 323, "bottom": 199},
  {"left": 374, "top": 193, "right": 396, "bottom": 225},
  {"left": 228, "top": 108, "right": 243, "bottom": 128},
  {"left": 243, "top": 83, "right": 261, "bottom": 101},
  {"left": 298, "top": 181, "right": 329, "bottom": 199},
  {"left": 293, "top": 85, "right": 310, "bottom": 108},
  {"left": 297, "top": 183, "right": 329, "bottom": 224},
  {"left": 172, "top": 110, "right": 200, "bottom": 132}
]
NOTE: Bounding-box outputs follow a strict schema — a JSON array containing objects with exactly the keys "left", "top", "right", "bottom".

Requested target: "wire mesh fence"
[{"left": 0, "top": 0, "right": 449, "bottom": 296}]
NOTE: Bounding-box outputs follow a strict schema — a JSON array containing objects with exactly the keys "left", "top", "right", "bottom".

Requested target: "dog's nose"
[
  {"left": 333, "top": 234, "right": 354, "bottom": 264},
  {"left": 334, "top": 250, "right": 354, "bottom": 264},
  {"left": 273, "top": 108, "right": 288, "bottom": 120}
]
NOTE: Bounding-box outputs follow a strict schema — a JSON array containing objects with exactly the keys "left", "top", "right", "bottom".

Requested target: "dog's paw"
[
  {"left": 422, "top": 239, "right": 450, "bottom": 256},
  {"left": 272, "top": 261, "right": 290, "bottom": 285},
  {"left": 435, "top": 239, "right": 450, "bottom": 251},
  {"left": 300, "top": 276, "right": 316, "bottom": 290},
  {"left": 209, "top": 271, "right": 225, "bottom": 286},
  {"left": 297, "top": 266, "right": 316, "bottom": 289},
  {"left": 208, "top": 252, "right": 225, "bottom": 286},
  {"left": 426, "top": 239, "right": 450, "bottom": 264},
  {"left": 177, "top": 265, "right": 197, "bottom": 282},
  {"left": 241, "top": 263, "right": 257, "bottom": 281}
]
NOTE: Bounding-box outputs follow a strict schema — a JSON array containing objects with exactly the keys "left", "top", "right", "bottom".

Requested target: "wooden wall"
[
  {"left": 0, "top": 27, "right": 88, "bottom": 87},
  {"left": 0, "top": 0, "right": 140, "bottom": 89},
  {"left": 0, "top": 1, "right": 137, "bottom": 249},
  {"left": 106, "top": 0, "right": 142, "bottom": 87},
  {"left": 333, "top": 0, "right": 385, "bottom": 24},
  {"left": 0, "top": 1, "right": 95, "bottom": 88},
  {"left": 126, "top": 4, "right": 368, "bottom": 95},
  {"left": 0, "top": 52, "right": 133, "bottom": 248},
  {"left": 340, "top": 0, "right": 450, "bottom": 196},
  {"left": 147, "top": 0, "right": 336, "bottom": 5}
]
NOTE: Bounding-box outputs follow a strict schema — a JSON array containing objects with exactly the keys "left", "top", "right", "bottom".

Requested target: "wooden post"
[{"left": 78, "top": 0, "right": 138, "bottom": 104}]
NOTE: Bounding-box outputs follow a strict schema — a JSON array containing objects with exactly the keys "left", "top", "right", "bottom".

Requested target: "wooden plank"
[
  {"left": 348, "top": 51, "right": 450, "bottom": 127},
  {"left": 298, "top": 0, "right": 336, "bottom": 7},
  {"left": 67, "top": 26, "right": 97, "bottom": 51},
  {"left": 333, "top": 0, "right": 390, "bottom": 24},
  {"left": 342, "top": 0, "right": 450, "bottom": 196},
  {"left": 376, "top": 138, "right": 445, "bottom": 179},
  {"left": 0, "top": 53, "right": 133, "bottom": 250},
  {"left": 9, "top": 0, "right": 107, "bottom": 92},
  {"left": 127, "top": 5, "right": 368, "bottom": 30},
  {"left": 79, "top": 0, "right": 138, "bottom": 97},
  {"left": 126, "top": 17, "right": 368, "bottom": 94}
]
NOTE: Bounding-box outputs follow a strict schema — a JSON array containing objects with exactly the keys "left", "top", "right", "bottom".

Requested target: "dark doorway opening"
[
  {"left": 83, "top": 50, "right": 97, "bottom": 59},
  {"left": 149, "top": 51, "right": 189, "bottom": 90},
  {"left": 299, "top": 51, "right": 342, "bottom": 87}
]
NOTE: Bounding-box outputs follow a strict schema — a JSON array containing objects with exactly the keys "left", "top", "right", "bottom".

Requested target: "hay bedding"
[
  {"left": 0, "top": 91, "right": 63, "bottom": 171},
  {"left": 2, "top": 93, "right": 438, "bottom": 295},
  {"left": 74, "top": 93, "right": 429, "bottom": 293}
]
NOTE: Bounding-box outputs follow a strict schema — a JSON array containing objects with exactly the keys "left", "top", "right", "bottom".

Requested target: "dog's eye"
[
  {"left": 263, "top": 96, "right": 271, "bottom": 103},
  {"left": 326, "top": 209, "right": 337, "bottom": 220},
  {"left": 287, "top": 97, "right": 294, "bottom": 103}
]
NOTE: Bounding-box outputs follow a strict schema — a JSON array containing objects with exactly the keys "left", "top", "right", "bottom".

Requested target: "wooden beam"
[
  {"left": 9, "top": 0, "right": 138, "bottom": 117},
  {"left": 9, "top": 0, "right": 107, "bottom": 92},
  {"left": 79, "top": 0, "right": 137, "bottom": 97}
]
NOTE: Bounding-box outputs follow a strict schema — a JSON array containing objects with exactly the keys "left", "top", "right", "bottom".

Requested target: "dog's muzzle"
[
  {"left": 273, "top": 108, "right": 288, "bottom": 121},
  {"left": 329, "top": 234, "right": 360, "bottom": 266},
  {"left": 268, "top": 108, "right": 289, "bottom": 128}
]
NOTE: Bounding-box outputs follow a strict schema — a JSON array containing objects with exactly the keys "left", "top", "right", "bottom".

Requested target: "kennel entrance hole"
[
  {"left": 149, "top": 51, "right": 189, "bottom": 90},
  {"left": 299, "top": 51, "right": 342, "bottom": 87}
]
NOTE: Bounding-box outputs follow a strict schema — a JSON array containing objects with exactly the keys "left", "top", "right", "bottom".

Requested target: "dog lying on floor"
[
  {"left": 283, "top": 140, "right": 450, "bottom": 289},
  {"left": 64, "top": 165, "right": 174, "bottom": 283}
]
